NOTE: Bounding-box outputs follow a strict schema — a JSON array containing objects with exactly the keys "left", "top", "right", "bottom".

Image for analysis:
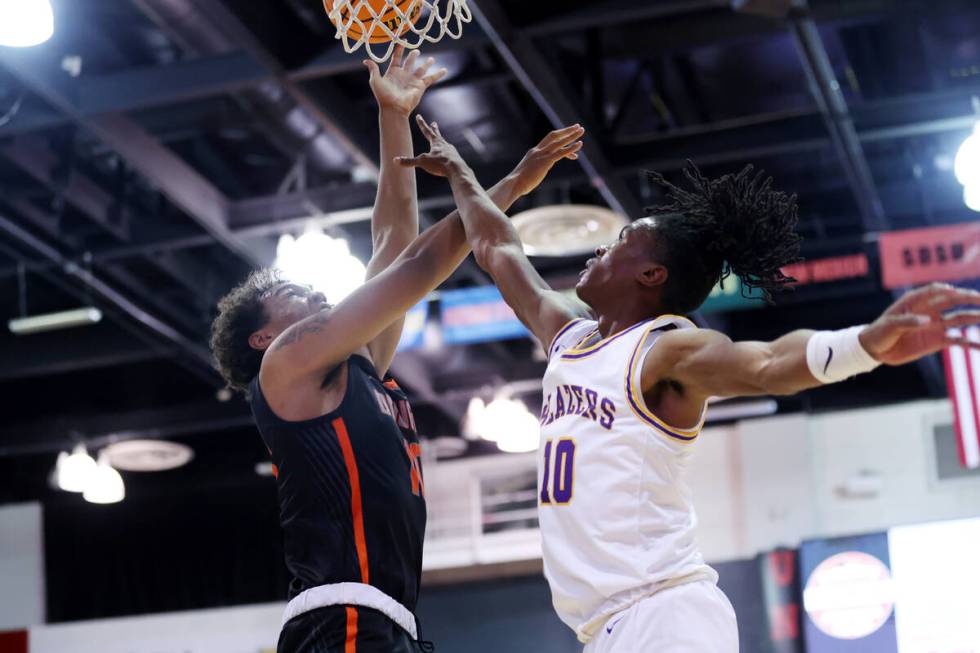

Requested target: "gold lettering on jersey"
[{"left": 540, "top": 384, "right": 615, "bottom": 430}]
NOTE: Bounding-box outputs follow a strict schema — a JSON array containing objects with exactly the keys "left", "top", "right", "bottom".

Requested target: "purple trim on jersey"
[
  {"left": 560, "top": 319, "right": 653, "bottom": 360},
  {"left": 549, "top": 318, "right": 588, "bottom": 358},
  {"left": 625, "top": 329, "right": 699, "bottom": 441}
]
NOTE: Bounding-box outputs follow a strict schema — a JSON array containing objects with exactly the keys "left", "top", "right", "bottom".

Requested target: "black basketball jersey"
[{"left": 249, "top": 355, "right": 427, "bottom": 612}]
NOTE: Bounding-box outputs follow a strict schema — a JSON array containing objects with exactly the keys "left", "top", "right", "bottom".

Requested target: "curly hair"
[
  {"left": 209, "top": 268, "right": 282, "bottom": 396},
  {"left": 644, "top": 162, "right": 802, "bottom": 314}
]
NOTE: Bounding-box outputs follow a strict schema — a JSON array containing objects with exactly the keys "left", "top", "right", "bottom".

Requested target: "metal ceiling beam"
[
  {"left": 0, "top": 211, "right": 214, "bottom": 371},
  {"left": 785, "top": 5, "right": 949, "bottom": 396},
  {"left": 470, "top": 0, "right": 643, "bottom": 218},
  {"left": 0, "top": 135, "right": 228, "bottom": 306},
  {"left": 1, "top": 99, "right": 973, "bottom": 273},
  {"left": 0, "top": 47, "right": 270, "bottom": 269},
  {"left": 0, "top": 136, "right": 130, "bottom": 241},
  {"left": 190, "top": 0, "right": 378, "bottom": 174},
  {"left": 789, "top": 10, "right": 888, "bottom": 231},
  {"left": 0, "top": 1, "right": 956, "bottom": 140},
  {"left": 521, "top": 0, "right": 725, "bottom": 37},
  {"left": 0, "top": 327, "right": 165, "bottom": 382}
]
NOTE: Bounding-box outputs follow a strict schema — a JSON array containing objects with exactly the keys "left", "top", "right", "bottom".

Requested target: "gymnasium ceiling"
[{"left": 1, "top": 0, "right": 979, "bottom": 503}]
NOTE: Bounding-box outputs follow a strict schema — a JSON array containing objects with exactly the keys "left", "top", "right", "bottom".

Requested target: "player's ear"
[
  {"left": 249, "top": 329, "right": 276, "bottom": 351},
  {"left": 637, "top": 261, "right": 668, "bottom": 289}
]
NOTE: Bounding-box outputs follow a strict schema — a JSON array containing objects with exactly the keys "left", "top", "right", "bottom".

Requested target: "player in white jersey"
[{"left": 398, "top": 116, "right": 980, "bottom": 652}]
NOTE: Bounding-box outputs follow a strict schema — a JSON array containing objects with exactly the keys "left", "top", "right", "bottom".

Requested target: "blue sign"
[
  {"left": 440, "top": 286, "right": 530, "bottom": 345},
  {"left": 396, "top": 301, "right": 428, "bottom": 351}
]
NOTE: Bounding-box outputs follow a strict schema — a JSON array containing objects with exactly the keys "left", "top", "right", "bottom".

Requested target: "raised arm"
[
  {"left": 361, "top": 47, "right": 447, "bottom": 375},
  {"left": 399, "top": 116, "right": 592, "bottom": 348},
  {"left": 261, "top": 127, "right": 583, "bottom": 386},
  {"left": 643, "top": 284, "right": 980, "bottom": 403}
]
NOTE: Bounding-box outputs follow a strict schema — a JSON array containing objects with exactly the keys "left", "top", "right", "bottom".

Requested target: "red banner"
[
  {"left": 878, "top": 223, "right": 980, "bottom": 289},
  {"left": 0, "top": 631, "right": 28, "bottom": 653},
  {"left": 783, "top": 253, "right": 870, "bottom": 286}
]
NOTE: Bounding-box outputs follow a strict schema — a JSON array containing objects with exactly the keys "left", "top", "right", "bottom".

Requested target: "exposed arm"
[
  {"left": 643, "top": 283, "right": 980, "bottom": 402},
  {"left": 399, "top": 117, "right": 591, "bottom": 348},
  {"left": 262, "top": 127, "right": 586, "bottom": 385},
  {"left": 643, "top": 328, "right": 818, "bottom": 400},
  {"left": 262, "top": 210, "right": 471, "bottom": 385},
  {"left": 448, "top": 166, "right": 590, "bottom": 348},
  {"left": 362, "top": 48, "right": 447, "bottom": 375}
]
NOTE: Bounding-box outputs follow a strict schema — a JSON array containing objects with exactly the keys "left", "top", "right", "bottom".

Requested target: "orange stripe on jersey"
[
  {"left": 345, "top": 606, "right": 358, "bottom": 653},
  {"left": 334, "top": 417, "right": 370, "bottom": 584},
  {"left": 383, "top": 379, "right": 400, "bottom": 391}
]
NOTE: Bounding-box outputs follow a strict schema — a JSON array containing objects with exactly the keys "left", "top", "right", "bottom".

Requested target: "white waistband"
[
  {"left": 576, "top": 569, "right": 718, "bottom": 643},
  {"left": 282, "top": 582, "right": 418, "bottom": 640}
]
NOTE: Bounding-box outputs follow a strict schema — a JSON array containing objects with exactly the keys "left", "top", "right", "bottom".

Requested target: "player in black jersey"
[{"left": 209, "top": 46, "right": 587, "bottom": 653}]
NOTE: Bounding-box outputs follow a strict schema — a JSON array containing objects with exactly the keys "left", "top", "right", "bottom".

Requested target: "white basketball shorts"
[{"left": 583, "top": 580, "right": 739, "bottom": 653}]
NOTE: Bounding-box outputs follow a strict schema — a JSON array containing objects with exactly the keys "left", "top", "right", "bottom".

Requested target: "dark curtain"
[{"left": 44, "top": 482, "right": 289, "bottom": 622}]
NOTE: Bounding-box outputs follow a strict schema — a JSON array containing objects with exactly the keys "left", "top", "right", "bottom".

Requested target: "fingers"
[
  {"left": 363, "top": 59, "right": 381, "bottom": 80},
  {"left": 885, "top": 313, "right": 932, "bottom": 330},
  {"left": 558, "top": 141, "right": 584, "bottom": 160},
  {"left": 552, "top": 125, "right": 585, "bottom": 150},
  {"left": 395, "top": 155, "right": 424, "bottom": 168},
  {"left": 905, "top": 283, "right": 980, "bottom": 309},
  {"left": 941, "top": 309, "right": 980, "bottom": 329},
  {"left": 540, "top": 124, "right": 584, "bottom": 149},
  {"left": 943, "top": 336, "right": 980, "bottom": 350},
  {"left": 416, "top": 114, "right": 442, "bottom": 138},
  {"left": 414, "top": 55, "right": 435, "bottom": 78},
  {"left": 404, "top": 49, "right": 420, "bottom": 71},
  {"left": 385, "top": 44, "right": 406, "bottom": 74},
  {"left": 422, "top": 68, "right": 448, "bottom": 88},
  {"left": 415, "top": 113, "right": 436, "bottom": 140}
]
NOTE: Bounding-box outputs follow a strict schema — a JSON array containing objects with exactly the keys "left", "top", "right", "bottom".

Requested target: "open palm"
[
  {"left": 366, "top": 46, "right": 447, "bottom": 116},
  {"left": 859, "top": 283, "right": 980, "bottom": 365}
]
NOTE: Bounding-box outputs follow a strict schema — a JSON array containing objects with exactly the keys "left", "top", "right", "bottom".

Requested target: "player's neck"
[{"left": 594, "top": 301, "right": 664, "bottom": 339}]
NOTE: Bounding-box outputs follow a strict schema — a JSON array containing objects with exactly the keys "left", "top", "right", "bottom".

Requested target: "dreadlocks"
[{"left": 643, "top": 162, "right": 802, "bottom": 314}]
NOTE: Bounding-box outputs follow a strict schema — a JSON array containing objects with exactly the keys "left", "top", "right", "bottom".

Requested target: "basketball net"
[{"left": 328, "top": 0, "right": 472, "bottom": 63}]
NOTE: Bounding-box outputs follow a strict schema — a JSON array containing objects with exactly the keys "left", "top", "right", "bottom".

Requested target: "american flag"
[{"left": 943, "top": 327, "right": 980, "bottom": 469}]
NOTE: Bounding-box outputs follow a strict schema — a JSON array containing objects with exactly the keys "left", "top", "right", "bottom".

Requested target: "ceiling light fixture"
[
  {"left": 465, "top": 396, "right": 539, "bottom": 453},
  {"left": 511, "top": 205, "right": 628, "bottom": 257},
  {"left": 0, "top": 0, "right": 54, "bottom": 48},
  {"left": 82, "top": 454, "right": 125, "bottom": 505},
  {"left": 55, "top": 444, "right": 97, "bottom": 493},
  {"left": 275, "top": 227, "right": 366, "bottom": 303},
  {"left": 9, "top": 307, "right": 102, "bottom": 335}
]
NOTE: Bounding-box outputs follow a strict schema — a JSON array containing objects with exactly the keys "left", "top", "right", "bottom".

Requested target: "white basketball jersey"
[{"left": 538, "top": 315, "right": 718, "bottom": 644}]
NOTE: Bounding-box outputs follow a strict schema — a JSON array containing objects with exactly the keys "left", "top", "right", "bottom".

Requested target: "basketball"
[{"left": 323, "top": 0, "right": 423, "bottom": 44}]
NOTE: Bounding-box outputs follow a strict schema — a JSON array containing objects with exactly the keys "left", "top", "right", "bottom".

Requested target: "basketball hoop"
[{"left": 325, "top": 0, "right": 472, "bottom": 63}]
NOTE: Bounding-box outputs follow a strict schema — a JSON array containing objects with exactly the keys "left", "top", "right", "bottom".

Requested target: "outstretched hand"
[
  {"left": 859, "top": 283, "right": 980, "bottom": 365},
  {"left": 365, "top": 45, "right": 448, "bottom": 116},
  {"left": 510, "top": 124, "right": 585, "bottom": 197},
  {"left": 396, "top": 114, "right": 467, "bottom": 177}
]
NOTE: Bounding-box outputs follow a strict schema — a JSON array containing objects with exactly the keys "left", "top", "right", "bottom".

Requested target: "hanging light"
[
  {"left": 965, "top": 184, "right": 980, "bottom": 213},
  {"left": 275, "top": 227, "right": 366, "bottom": 303},
  {"left": 0, "top": 0, "right": 55, "bottom": 48},
  {"left": 483, "top": 397, "right": 540, "bottom": 453},
  {"left": 55, "top": 444, "right": 97, "bottom": 493},
  {"left": 954, "top": 121, "right": 980, "bottom": 188},
  {"left": 82, "top": 454, "right": 125, "bottom": 504},
  {"left": 462, "top": 397, "right": 487, "bottom": 441}
]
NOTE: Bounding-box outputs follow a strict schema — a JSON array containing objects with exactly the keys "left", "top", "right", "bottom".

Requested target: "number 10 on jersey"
[{"left": 540, "top": 438, "right": 575, "bottom": 505}]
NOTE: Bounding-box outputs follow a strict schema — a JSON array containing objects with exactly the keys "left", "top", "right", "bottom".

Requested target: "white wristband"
[{"left": 805, "top": 326, "right": 880, "bottom": 384}]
